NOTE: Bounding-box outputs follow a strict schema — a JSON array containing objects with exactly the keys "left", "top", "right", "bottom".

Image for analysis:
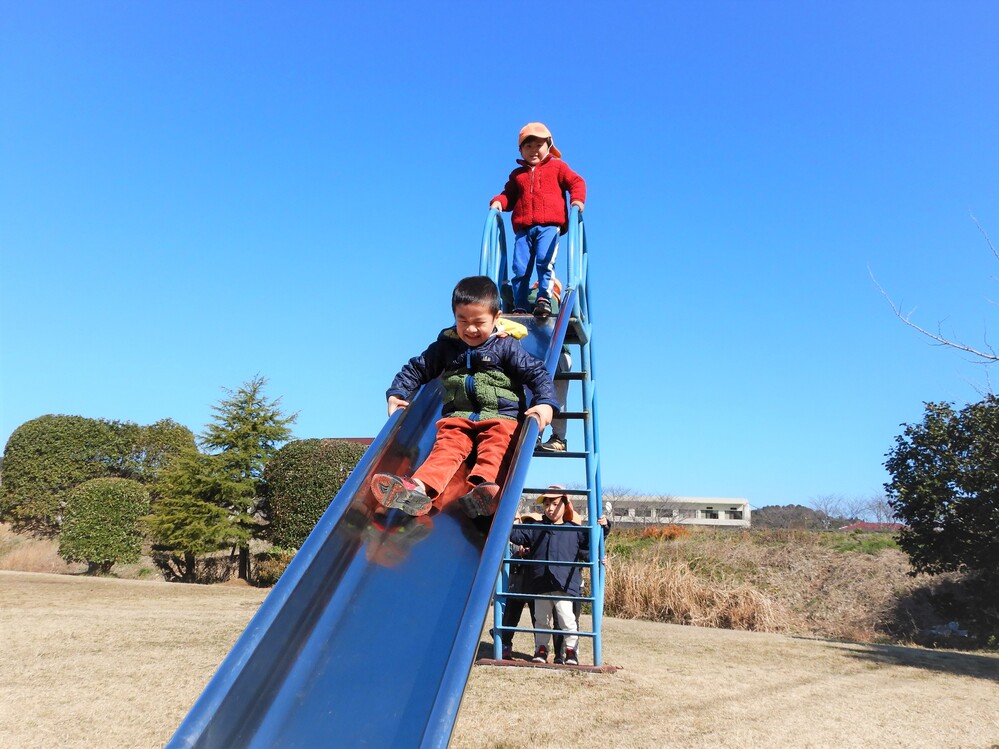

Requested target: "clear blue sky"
[{"left": 2, "top": 2, "right": 997, "bottom": 510}]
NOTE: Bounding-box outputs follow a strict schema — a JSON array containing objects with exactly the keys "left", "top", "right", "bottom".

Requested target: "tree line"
[{"left": 0, "top": 376, "right": 366, "bottom": 583}]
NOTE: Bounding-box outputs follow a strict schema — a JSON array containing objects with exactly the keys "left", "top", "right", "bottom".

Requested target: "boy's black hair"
[
  {"left": 520, "top": 135, "right": 553, "bottom": 148},
  {"left": 452, "top": 276, "right": 500, "bottom": 315}
]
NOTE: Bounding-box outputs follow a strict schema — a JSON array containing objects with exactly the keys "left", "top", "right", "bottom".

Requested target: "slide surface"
[{"left": 167, "top": 292, "right": 575, "bottom": 749}]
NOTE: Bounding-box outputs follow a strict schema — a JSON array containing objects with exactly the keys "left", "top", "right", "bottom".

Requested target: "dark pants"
[{"left": 501, "top": 566, "right": 534, "bottom": 647}]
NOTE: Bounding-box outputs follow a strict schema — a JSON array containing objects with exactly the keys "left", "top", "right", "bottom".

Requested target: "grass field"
[{"left": 2, "top": 571, "right": 997, "bottom": 749}]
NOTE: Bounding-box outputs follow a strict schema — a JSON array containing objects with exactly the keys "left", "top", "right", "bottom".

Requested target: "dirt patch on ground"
[{"left": 2, "top": 571, "right": 997, "bottom": 748}]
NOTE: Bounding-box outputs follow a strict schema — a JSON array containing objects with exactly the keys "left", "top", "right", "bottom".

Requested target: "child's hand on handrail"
[
  {"left": 524, "top": 403, "right": 553, "bottom": 430},
  {"left": 387, "top": 395, "right": 409, "bottom": 416}
]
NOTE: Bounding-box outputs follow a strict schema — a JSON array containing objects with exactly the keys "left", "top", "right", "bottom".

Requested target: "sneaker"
[
  {"left": 511, "top": 308, "right": 528, "bottom": 314},
  {"left": 538, "top": 435, "right": 567, "bottom": 452},
  {"left": 531, "top": 645, "right": 549, "bottom": 663},
  {"left": 458, "top": 482, "right": 500, "bottom": 518},
  {"left": 564, "top": 647, "right": 578, "bottom": 666},
  {"left": 533, "top": 297, "right": 552, "bottom": 319},
  {"left": 553, "top": 653, "right": 565, "bottom": 665},
  {"left": 370, "top": 473, "right": 433, "bottom": 516},
  {"left": 501, "top": 645, "right": 513, "bottom": 660}
]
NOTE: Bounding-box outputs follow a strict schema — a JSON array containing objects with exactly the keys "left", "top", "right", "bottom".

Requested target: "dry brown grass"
[
  {"left": 0, "top": 523, "right": 979, "bottom": 646},
  {"left": 605, "top": 554, "right": 791, "bottom": 631},
  {"left": 0, "top": 523, "right": 178, "bottom": 581},
  {"left": 3, "top": 571, "right": 997, "bottom": 749},
  {"left": 603, "top": 529, "right": 937, "bottom": 643},
  {"left": 0, "top": 523, "right": 83, "bottom": 574}
]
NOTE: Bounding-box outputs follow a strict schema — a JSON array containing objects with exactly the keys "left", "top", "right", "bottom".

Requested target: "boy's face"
[
  {"left": 454, "top": 301, "right": 500, "bottom": 347},
  {"left": 519, "top": 136, "right": 550, "bottom": 166},
  {"left": 542, "top": 496, "right": 566, "bottom": 523}
]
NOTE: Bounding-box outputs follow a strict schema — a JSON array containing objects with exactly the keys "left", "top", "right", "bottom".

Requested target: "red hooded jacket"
[{"left": 490, "top": 155, "right": 586, "bottom": 233}]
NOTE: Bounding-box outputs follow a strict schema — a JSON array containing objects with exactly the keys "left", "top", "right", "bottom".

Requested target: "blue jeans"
[{"left": 512, "top": 225, "right": 560, "bottom": 311}]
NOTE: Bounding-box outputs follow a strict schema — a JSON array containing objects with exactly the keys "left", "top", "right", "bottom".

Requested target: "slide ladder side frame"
[{"left": 481, "top": 206, "right": 605, "bottom": 665}]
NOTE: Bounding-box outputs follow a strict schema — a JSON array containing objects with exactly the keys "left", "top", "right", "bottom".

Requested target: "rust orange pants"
[{"left": 413, "top": 417, "right": 518, "bottom": 498}]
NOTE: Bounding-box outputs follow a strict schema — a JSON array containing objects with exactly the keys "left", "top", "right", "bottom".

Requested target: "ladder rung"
[
  {"left": 555, "top": 371, "right": 588, "bottom": 381},
  {"left": 555, "top": 410, "right": 588, "bottom": 420},
  {"left": 522, "top": 486, "right": 591, "bottom": 497},
  {"left": 496, "top": 592, "right": 596, "bottom": 603},
  {"left": 533, "top": 450, "right": 588, "bottom": 459}
]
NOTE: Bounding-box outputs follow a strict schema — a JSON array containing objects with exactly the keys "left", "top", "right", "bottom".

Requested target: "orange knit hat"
[
  {"left": 518, "top": 122, "right": 562, "bottom": 159},
  {"left": 537, "top": 485, "right": 574, "bottom": 522}
]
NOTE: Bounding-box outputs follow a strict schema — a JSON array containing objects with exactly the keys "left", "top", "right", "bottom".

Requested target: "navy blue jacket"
[
  {"left": 509, "top": 517, "right": 604, "bottom": 597},
  {"left": 387, "top": 328, "right": 558, "bottom": 421}
]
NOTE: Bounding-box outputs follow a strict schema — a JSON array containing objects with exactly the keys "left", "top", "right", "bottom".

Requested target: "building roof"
[{"left": 611, "top": 496, "right": 750, "bottom": 508}]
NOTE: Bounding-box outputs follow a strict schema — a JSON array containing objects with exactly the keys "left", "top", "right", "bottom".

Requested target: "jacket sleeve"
[
  {"left": 490, "top": 170, "right": 520, "bottom": 211},
  {"left": 576, "top": 526, "right": 590, "bottom": 561},
  {"left": 386, "top": 338, "right": 447, "bottom": 401},
  {"left": 559, "top": 161, "right": 586, "bottom": 206},
  {"left": 509, "top": 527, "right": 531, "bottom": 547},
  {"left": 505, "top": 340, "right": 559, "bottom": 413},
  {"left": 574, "top": 521, "right": 609, "bottom": 561}
]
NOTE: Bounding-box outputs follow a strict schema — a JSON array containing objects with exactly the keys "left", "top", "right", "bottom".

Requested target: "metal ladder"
[{"left": 479, "top": 206, "right": 605, "bottom": 665}]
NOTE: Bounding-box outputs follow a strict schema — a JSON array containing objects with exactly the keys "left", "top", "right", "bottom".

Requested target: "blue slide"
[{"left": 167, "top": 292, "right": 576, "bottom": 749}]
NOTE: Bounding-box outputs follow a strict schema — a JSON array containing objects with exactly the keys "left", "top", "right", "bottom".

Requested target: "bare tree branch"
[
  {"left": 871, "top": 216, "right": 999, "bottom": 363},
  {"left": 869, "top": 266, "right": 999, "bottom": 363},
  {"left": 970, "top": 213, "right": 998, "bottom": 264}
]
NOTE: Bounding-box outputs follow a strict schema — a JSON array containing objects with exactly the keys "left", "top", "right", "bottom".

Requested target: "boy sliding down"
[{"left": 371, "top": 276, "right": 558, "bottom": 519}]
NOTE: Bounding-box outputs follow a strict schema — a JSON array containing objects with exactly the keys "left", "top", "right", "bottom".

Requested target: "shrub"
[
  {"left": 265, "top": 439, "right": 367, "bottom": 548},
  {"left": 59, "top": 478, "right": 150, "bottom": 574},
  {"left": 254, "top": 547, "right": 297, "bottom": 587},
  {"left": 1, "top": 415, "right": 136, "bottom": 534},
  {"left": 640, "top": 524, "right": 690, "bottom": 541}
]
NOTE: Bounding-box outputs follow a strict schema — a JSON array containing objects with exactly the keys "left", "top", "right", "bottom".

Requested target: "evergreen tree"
[{"left": 199, "top": 375, "right": 296, "bottom": 579}]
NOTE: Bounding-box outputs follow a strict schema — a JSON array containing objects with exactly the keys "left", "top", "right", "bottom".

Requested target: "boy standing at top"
[
  {"left": 371, "top": 276, "right": 558, "bottom": 519},
  {"left": 490, "top": 122, "right": 586, "bottom": 318}
]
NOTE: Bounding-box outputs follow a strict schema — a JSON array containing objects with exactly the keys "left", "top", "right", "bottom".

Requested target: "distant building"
[
  {"left": 608, "top": 496, "right": 751, "bottom": 528},
  {"left": 515, "top": 494, "right": 752, "bottom": 528}
]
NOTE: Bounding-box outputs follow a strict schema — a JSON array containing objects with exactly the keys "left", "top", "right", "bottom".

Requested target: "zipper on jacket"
[{"left": 464, "top": 350, "right": 481, "bottom": 421}]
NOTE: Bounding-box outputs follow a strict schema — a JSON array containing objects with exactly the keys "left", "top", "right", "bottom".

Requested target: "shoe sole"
[
  {"left": 537, "top": 443, "right": 566, "bottom": 452},
  {"left": 370, "top": 474, "right": 433, "bottom": 516},
  {"left": 458, "top": 483, "right": 500, "bottom": 518}
]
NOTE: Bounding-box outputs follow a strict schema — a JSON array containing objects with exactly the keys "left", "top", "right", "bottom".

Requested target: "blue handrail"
[{"left": 479, "top": 208, "right": 508, "bottom": 284}]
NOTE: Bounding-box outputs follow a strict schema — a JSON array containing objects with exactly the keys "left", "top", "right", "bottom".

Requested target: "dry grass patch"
[
  {"left": 0, "top": 523, "right": 83, "bottom": 574},
  {"left": 603, "top": 529, "right": 935, "bottom": 643},
  {"left": 605, "top": 554, "right": 791, "bottom": 631},
  {"left": 4, "top": 571, "right": 998, "bottom": 749},
  {"left": 0, "top": 523, "right": 167, "bottom": 580}
]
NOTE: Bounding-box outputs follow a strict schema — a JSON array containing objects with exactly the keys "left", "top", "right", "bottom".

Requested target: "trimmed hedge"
[
  {"left": 265, "top": 439, "right": 367, "bottom": 548},
  {"left": 59, "top": 477, "right": 151, "bottom": 574},
  {"left": 1, "top": 415, "right": 136, "bottom": 534}
]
